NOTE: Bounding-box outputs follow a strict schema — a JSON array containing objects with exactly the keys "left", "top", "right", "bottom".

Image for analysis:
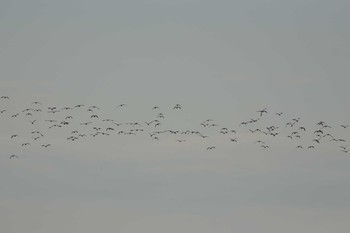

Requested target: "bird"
[
  {"left": 317, "top": 121, "right": 326, "bottom": 126},
  {"left": 292, "top": 117, "right": 300, "bottom": 123},
  {"left": 9, "top": 155, "right": 18, "bottom": 159},
  {"left": 230, "top": 138, "right": 238, "bottom": 142},
  {"left": 45, "top": 120, "right": 57, "bottom": 122},
  {"left": 116, "top": 104, "right": 126, "bottom": 108},
  {"left": 102, "top": 119, "right": 114, "bottom": 122},
  {"left": 340, "top": 125, "right": 349, "bottom": 129},
  {"left": 173, "top": 104, "right": 182, "bottom": 109},
  {"left": 74, "top": 104, "right": 85, "bottom": 108},
  {"left": 257, "top": 108, "right": 267, "bottom": 116},
  {"left": 1, "top": 96, "right": 10, "bottom": 99},
  {"left": 286, "top": 122, "right": 294, "bottom": 128},
  {"left": 11, "top": 134, "right": 18, "bottom": 139},
  {"left": 313, "top": 139, "right": 320, "bottom": 144},
  {"left": 206, "top": 146, "right": 216, "bottom": 150},
  {"left": 80, "top": 122, "right": 92, "bottom": 125},
  {"left": 249, "top": 118, "right": 260, "bottom": 123},
  {"left": 255, "top": 140, "right": 265, "bottom": 144},
  {"left": 275, "top": 112, "right": 283, "bottom": 116}
]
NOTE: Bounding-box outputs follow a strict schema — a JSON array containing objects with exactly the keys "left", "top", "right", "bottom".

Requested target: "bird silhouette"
[
  {"left": 9, "top": 155, "right": 18, "bottom": 159},
  {"left": 116, "top": 104, "right": 126, "bottom": 108},
  {"left": 257, "top": 108, "right": 267, "bottom": 116}
]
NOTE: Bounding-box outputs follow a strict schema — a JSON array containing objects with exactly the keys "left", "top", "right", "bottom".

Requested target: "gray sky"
[{"left": 1, "top": 0, "right": 350, "bottom": 232}]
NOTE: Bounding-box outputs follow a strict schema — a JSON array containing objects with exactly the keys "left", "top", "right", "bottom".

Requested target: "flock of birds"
[{"left": 1, "top": 95, "right": 349, "bottom": 160}]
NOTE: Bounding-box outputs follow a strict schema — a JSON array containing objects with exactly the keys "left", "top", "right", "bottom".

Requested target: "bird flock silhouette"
[{"left": 1, "top": 95, "right": 349, "bottom": 159}]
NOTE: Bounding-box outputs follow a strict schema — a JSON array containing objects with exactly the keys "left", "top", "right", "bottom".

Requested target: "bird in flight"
[
  {"left": 257, "top": 108, "right": 267, "bottom": 117},
  {"left": 80, "top": 122, "right": 92, "bottom": 125},
  {"left": 74, "top": 104, "right": 85, "bottom": 108},
  {"left": 116, "top": 104, "right": 126, "bottom": 108},
  {"left": 9, "top": 155, "right": 18, "bottom": 159},
  {"left": 173, "top": 104, "right": 182, "bottom": 109}
]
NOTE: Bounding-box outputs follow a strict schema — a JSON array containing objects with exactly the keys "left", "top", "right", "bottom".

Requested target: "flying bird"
[
  {"left": 257, "top": 108, "right": 267, "bottom": 117},
  {"left": 116, "top": 104, "right": 126, "bottom": 108},
  {"left": 9, "top": 155, "right": 18, "bottom": 159}
]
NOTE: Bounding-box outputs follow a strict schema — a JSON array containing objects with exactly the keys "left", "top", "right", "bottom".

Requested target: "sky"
[{"left": 0, "top": 0, "right": 350, "bottom": 232}]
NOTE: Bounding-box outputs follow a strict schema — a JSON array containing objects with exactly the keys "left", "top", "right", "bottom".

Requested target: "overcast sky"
[{"left": 1, "top": 0, "right": 350, "bottom": 232}]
